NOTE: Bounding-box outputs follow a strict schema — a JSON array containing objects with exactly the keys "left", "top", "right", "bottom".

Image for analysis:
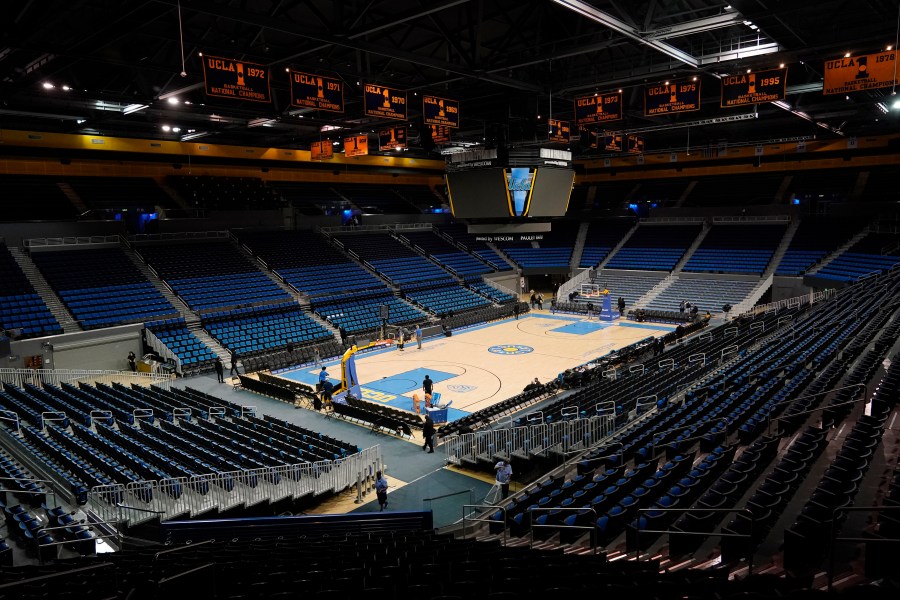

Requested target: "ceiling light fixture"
[
  {"left": 42, "top": 82, "right": 54, "bottom": 89},
  {"left": 167, "top": 97, "right": 179, "bottom": 104},
  {"left": 161, "top": 125, "right": 171, "bottom": 131},
  {"left": 122, "top": 104, "right": 149, "bottom": 115}
]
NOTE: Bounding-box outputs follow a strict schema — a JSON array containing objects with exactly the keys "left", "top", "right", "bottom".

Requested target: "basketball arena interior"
[{"left": 2, "top": 1, "right": 900, "bottom": 598}]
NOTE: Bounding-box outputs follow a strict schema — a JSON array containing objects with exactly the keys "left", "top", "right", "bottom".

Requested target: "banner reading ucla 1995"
[
  {"left": 202, "top": 54, "right": 270, "bottom": 102},
  {"left": 364, "top": 83, "right": 407, "bottom": 120},
  {"left": 574, "top": 92, "right": 622, "bottom": 125},
  {"left": 289, "top": 70, "right": 344, "bottom": 112},
  {"left": 721, "top": 68, "right": 787, "bottom": 107},
  {"left": 548, "top": 119, "right": 570, "bottom": 144},
  {"left": 423, "top": 95, "right": 459, "bottom": 128},
  {"left": 644, "top": 80, "right": 700, "bottom": 116},
  {"left": 824, "top": 51, "right": 898, "bottom": 94}
]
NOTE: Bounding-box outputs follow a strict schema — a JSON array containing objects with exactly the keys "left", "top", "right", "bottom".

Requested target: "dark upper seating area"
[
  {"left": 815, "top": 231, "right": 900, "bottom": 281},
  {"left": 0, "top": 175, "right": 78, "bottom": 221},
  {"left": 336, "top": 184, "right": 418, "bottom": 214},
  {"left": 401, "top": 231, "right": 492, "bottom": 277},
  {"left": 67, "top": 177, "right": 174, "bottom": 213},
  {"left": 580, "top": 219, "right": 635, "bottom": 268},
  {"left": 137, "top": 240, "right": 290, "bottom": 310},
  {"left": 683, "top": 223, "right": 786, "bottom": 275},
  {"left": 631, "top": 177, "right": 690, "bottom": 207},
  {"left": 862, "top": 168, "right": 900, "bottom": 203},
  {"left": 334, "top": 233, "right": 452, "bottom": 287},
  {"left": 589, "top": 180, "right": 636, "bottom": 210},
  {"left": 775, "top": 217, "right": 867, "bottom": 276},
  {"left": 30, "top": 246, "right": 176, "bottom": 329},
  {"left": 0, "top": 243, "right": 62, "bottom": 338},
  {"left": 434, "top": 224, "right": 511, "bottom": 271},
  {"left": 168, "top": 176, "right": 283, "bottom": 210},
  {"left": 394, "top": 185, "right": 445, "bottom": 211},
  {"left": 266, "top": 181, "right": 343, "bottom": 215},
  {"left": 605, "top": 224, "right": 701, "bottom": 271},
  {"left": 238, "top": 230, "right": 386, "bottom": 297},
  {"left": 686, "top": 173, "right": 784, "bottom": 206},
  {"left": 787, "top": 169, "right": 856, "bottom": 203}
]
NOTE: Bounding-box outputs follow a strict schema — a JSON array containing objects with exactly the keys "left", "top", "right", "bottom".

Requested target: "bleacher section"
[
  {"left": 498, "top": 221, "right": 580, "bottom": 269},
  {"left": 683, "top": 223, "right": 786, "bottom": 275},
  {"left": 0, "top": 243, "right": 62, "bottom": 338},
  {"left": 644, "top": 278, "right": 757, "bottom": 313},
  {"left": 775, "top": 217, "right": 866, "bottom": 275},
  {"left": 393, "top": 184, "right": 445, "bottom": 211},
  {"left": 435, "top": 224, "right": 512, "bottom": 271},
  {"left": 67, "top": 177, "right": 174, "bottom": 213},
  {"left": 168, "top": 176, "right": 283, "bottom": 210},
  {"left": 814, "top": 232, "right": 900, "bottom": 281},
  {"left": 468, "top": 280, "right": 516, "bottom": 303},
  {"left": 580, "top": 219, "right": 636, "bottom": 267},
  {"left": 336, "top": 184, "right": 418, "bottom": 214},
  {"left": 335, "top": 233, "right": 453, "bottom": 287},
  {"left": 30, "top": 246, "right": 176, "bottom": 329},
  {"left": 0, "top": 175, "right": 78, "bottom": 221},
  {"left": 581, "top": 271, "right": 666, "bottom": 309},
  {"left": 401, "top": 230, "right": 492, "bottom": 277},
  {"left": 145, "top": 318, "right": 216, "bottom": 373},
  {"left": 787, "top": 169, "right": 856, "bottom": 203},
  {"left": 266, "top": 182, "right": 340, "bottom": 215},
  {"left": 202, "top": 303, "right": 333, "bottom": 357},
  {"left": 238, "top": 230, "right": 386, "bottom": 296},
  {"left": 605, "top": 224, "right": 701, "bottom": 271},
  {"left": 405, "top": 283, "right": 491, "bottom": 316},
  {"left": 312, "top": 293, "right": 427, "bottom": 334},
  {"left": 137, "top": 239, "right": 290, "bottom": 310}
]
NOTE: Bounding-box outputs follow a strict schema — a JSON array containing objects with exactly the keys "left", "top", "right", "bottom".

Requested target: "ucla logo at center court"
[{"left": 488, "top": 344, "right": 534, "bottom": 355}]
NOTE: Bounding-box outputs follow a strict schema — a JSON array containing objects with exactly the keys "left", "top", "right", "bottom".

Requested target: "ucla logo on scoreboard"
[
  {"left": 488, "top": 344, "right": 534, "bottom": 355},
  {"left": 447, "top": 384, "right": 477, "bottom": 393}
]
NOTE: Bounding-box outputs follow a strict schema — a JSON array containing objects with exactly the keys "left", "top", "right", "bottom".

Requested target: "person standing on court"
[
  {"left": 495, "top": 459, "right": 513, "bottom": 499},
  {"left": 514, "top": 302, "right": 520, "bottom": 320},
  {"left": 214, "top": 357, "right": 224, "bottom": 383},
  {"left": 415, "top": 324, "right": 423, "bottom": 349},
  {"left": 397, "top": 326, "right": 406, "bottom": 351},
  {"left": 339, "top": 326, "right": 348, "bottom": 347},
  {"left": 375, "top": 471, "right": 389, "bottom": 511},
  {"left": 423, "top": 374, "right": 433, "bottom": 397},
  {"left": 422, "top": 414, "right": 435, "bottom": 453},
  {"left": 318, "top": 366, "right": 329, "bottom": 391}
]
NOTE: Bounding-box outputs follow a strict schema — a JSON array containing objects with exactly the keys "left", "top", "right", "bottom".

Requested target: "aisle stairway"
[
  {"left": 119, "top": 239, "right": 192, "bottom": 316},
  {"left": 597, "top": 221, "right": 639, "bottom": 269},
  {"left": 8, "top": 247, "right": 81, "bottom": 333},
  {"left": 569, "top": 222, "right": 589, "bottom": 271},
  {"left": 672, "top": 222, "right": 710, "bottom": 274}
]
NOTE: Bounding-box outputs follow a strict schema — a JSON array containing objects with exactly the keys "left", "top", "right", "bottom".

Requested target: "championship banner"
[
  {"left": 604, "top": 132, "right": 623, "bottom": 152},
  {"left": 644, "top": 80, "right": 701, "bottom": 116},
  {"left": 626, "top": 134, "right": 645, "bottom": 153},
  {"left": 289, "top": 70, "right": 344, "bottom": 113},
  {"left": 201, "top": 54, "right": 270, "bottom": 103},
  {"left": 379, "top": 127, "right": 407, "bottom": 150},
  {"left": 431, "top": 125, "right": 451, "bottom": 144},
  {"left": 364, "top": 83, "right": 407, "bottom": 120},
  {"left": 574, "top": 92, "right": 622, "bottom": 125},
  {"left": 548, "top": 119, "right": 570, "bottom": 144},
  {"left": 824, "top": 51, "right": 898, "bottom": 94},
  {"left": 721, "top": 68, "right": 787, "bottom": 107},
  {"left": 310, "top": 141, "right": 333, "bottom": 160},
  {"left": 344, "top": 135, "right": 369, "bottom": 158},
  {"left": 423, "top": 95, "right": 459, "bottom": 128}
]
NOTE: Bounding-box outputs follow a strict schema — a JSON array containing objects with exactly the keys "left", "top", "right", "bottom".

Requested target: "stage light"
[
  {"left": 167, "top": 97, "right": 179, "bottom": 104},
  {"left": 779, "top": 63, "right": 785, "bottom": 68},
  {"left": 42, "top": 82, "right": 54, "bottom": 89},
  {"left": 61, "top": 85, "right": 70, "bottom": 91},
  {"left": 161, "top": 125, "right": 171, "bottom": 131}
]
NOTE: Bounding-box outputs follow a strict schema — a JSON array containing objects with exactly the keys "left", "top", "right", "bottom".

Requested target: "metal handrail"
[
  {"left": 635, "top": 506, "right": 756, "bottom": 574},
  {"left": 462, "top": 504, "right": 507, "bottom": 546},
  {"left": 0, "top": 562, "right": 114, "bottom": 590},
  {"left": 828, "top": 505, "right": 900, "bottom": 591},
  {"left": 528, "top": 506, "right": 599, "bottom": 553},
  {"left": 765, "top": 383, "right": 867, "bottom": 435}
]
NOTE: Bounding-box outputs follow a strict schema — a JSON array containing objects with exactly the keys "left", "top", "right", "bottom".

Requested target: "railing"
[
  {"left": 640, "top": 216, "right": 706, "bottom": 224},
  {"left": 529, "top": 507, "right": 599, "bottom": 552},
  {"left": 423, "top": 488, "right": 475, "bottom": 528},
  {"left": 558, "top": 267, "right": 592, "bottom": 300},
  {"left": 741, "top": 288, "right": 835, "bottom": 317},
  {"left": 462, "top": 504, "right": 507, "bottom": 546},
  {"left": 481, "top": 278, "right": 520, "bottom": 300},
  {"left": 87, "top": 445, "right": 382, "bottom": 527},
  {"left": 827, "top": 506, "right": 900, "bottom": 591},
  {"left": 444, "top": 415, "right": 615, "bottom": 465},
  {"left": 128, "top": 231, "right": 230, "bottom": 244},
  {"left": 318, "top": 223, "right": 434, "bottom": 234},
  {"left": 145, "top": 328, "right": 183, "bottom": 375},
  {"left": 23, "top": 235, "right": 121, "bottom": 249},
  {"left": 0, "top": 368, "right": 173, "bottom": 389},
  {"left": 712, "top": 215, "right": 791, "bottom": 224}
]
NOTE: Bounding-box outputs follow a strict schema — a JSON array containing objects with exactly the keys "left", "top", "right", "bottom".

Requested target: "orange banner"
[{"left": 824, "top": 51, "right": 898, "bottom": 94}]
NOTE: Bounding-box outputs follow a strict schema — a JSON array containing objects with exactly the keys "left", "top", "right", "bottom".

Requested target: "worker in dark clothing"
[
  {"left": 230, "top": 351, "right": 239, "bottom": 376},
  {"left": 214, "top": 357, "right": 224, "bottom": 383},
  {"left": 339, "top": 326, "right": 348, "bottom": 347},
  {"left": 127, "top": 351, "right": 136, "bottom": 372},
  {"left": 618, "top": 297, "right": 626, "bottom": 314},
  {"left": 422, "top": 414, "right": 435, "bottom": 453},
  {"left": 423, "top": 374, "right": 433, "bottom": 396}
]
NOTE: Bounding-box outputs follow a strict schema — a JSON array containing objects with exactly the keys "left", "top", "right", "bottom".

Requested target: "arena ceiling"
[{"left": 1, "top": 0, "right": 898, "bottom": 159}]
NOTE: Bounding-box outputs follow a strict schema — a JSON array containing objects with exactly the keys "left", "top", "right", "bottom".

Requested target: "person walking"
[
  {"left": 229, "top": 350, "right": 240, "bottom": 376},
  {"left": 422, "top": 414, "right": 435, "bottom": 453},
  {"left": 318, "top": 366, "right": 329, "bottom": 392},
  {"left": 397, "top": 326, "right": 406, "bottom": 351},
  {"left": 375, "top": 471, "right": 389, "bottom": 511},
  {"left": 214, "top": 357, "right": 224, "bottom": 383},
  {"left": 422, "top": 374, "right": 433, "bottom": 397},
  {"left": 339, "top": 326, "right": 348, "bottom": 347},
  {"left": 313, "top": 347, "right": 321, "bottom": 367},
  {"left": 415, "top": 324, "right": 423, "bottom": 350},
  {"left": 127, "top": 351, "right": 136, "bottom": 372},
  {"left": 495, "top": 459, "right": 513, "bottom": 499},
  {"left": 514, "top": 302, "right": 520, "bottom": 320}
]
